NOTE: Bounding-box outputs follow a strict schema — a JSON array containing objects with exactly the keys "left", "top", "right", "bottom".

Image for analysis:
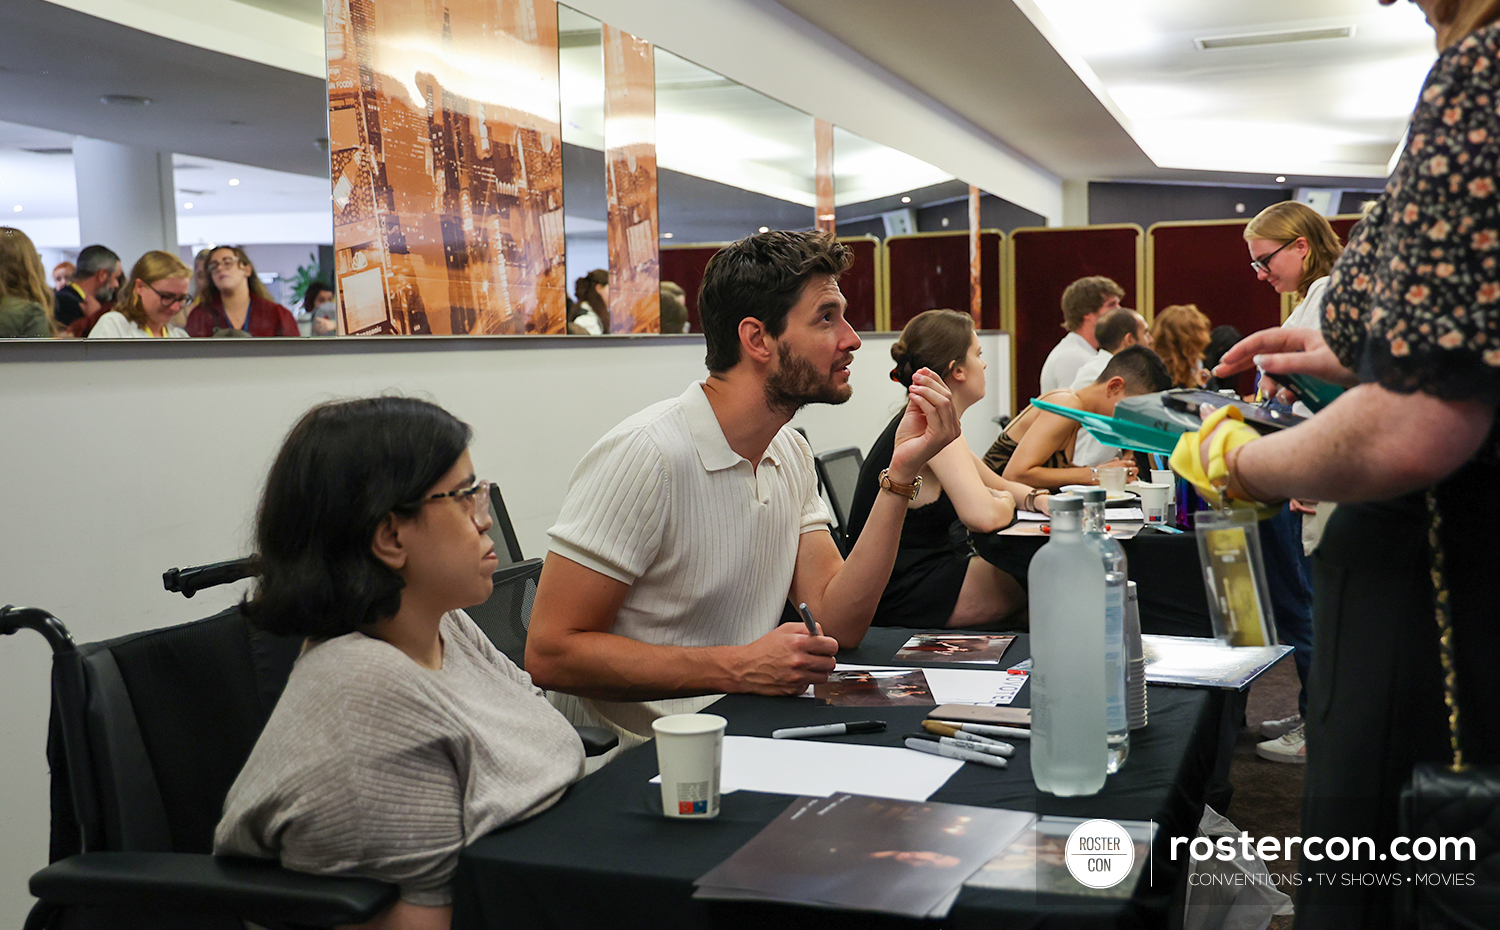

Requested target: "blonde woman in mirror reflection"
[
  {"left": 568, "top": 268, "right": 609, "bottom": 335},
  {"left": 88, "top": 251, "right": 193, "bottom": 339},
  {"left": 186, "top": 245, "right": 300, "bottom": 337},
  {"left": 845, "top": 309, "right": 1045, "bottom": 629},
  {"left": 0, "top": 227, "right": 56, "bottom": 338}
]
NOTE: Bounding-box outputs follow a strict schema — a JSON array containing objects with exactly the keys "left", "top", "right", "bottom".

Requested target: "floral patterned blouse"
[{"left": 1323, "top": 21, "right": 1500, "bottom": 421}]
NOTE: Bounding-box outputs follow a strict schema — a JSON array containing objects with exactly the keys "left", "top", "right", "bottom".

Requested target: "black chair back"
[
  {"left": 464, "top": 558, "right": 543, "bottom": 669},
  {"left": 486, "top": 484, "right": 526, "bottom": 566},
  {"left": 814, "top": 446, "right": 864, "bottom": 555}
]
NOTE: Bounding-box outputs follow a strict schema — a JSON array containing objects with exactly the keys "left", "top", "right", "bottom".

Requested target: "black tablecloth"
[
  {"left": 454, "top": 629, "right": 1222, "bottom": 930},
  {"left": 972, "top": 525, "right": 1213, "bottom": 638}
]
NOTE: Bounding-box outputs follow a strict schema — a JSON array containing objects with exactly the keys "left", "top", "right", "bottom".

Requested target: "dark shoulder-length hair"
[{"left": 244, "top": 396, "right": 473, "bottom": 639}]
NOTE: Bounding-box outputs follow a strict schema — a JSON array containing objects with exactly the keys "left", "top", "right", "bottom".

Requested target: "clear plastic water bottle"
[
  {"left": 1080, "top": 488, "right": 1130, "bottom": 773},
  {"left": 1028, "top": 495, "right": 1107, "bottom": 796}
]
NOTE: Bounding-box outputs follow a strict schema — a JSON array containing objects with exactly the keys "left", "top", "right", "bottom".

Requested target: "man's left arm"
[{"left": 789, "top": 369, "right": 958, "bottom": 647}]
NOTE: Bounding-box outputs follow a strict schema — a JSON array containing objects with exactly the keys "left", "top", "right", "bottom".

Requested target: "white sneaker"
[
  {"left": 1260, "top": 713, "right": 1302, "bottom": 739},
  {"left": 1256, "top": 724, "right": 1306, "bottom": 764}
]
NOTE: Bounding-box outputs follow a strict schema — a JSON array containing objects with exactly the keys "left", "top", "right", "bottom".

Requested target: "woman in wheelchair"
[{"left": 215, "top": 397, "right": 584, "bottom": 930}]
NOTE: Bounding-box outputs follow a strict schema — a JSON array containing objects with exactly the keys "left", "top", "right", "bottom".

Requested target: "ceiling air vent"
[
  {"left": 21, "top": 147, "right": 72, "bottom": 156},
  {"left": 1195, "top": 26, "right": 1354, "bottom": 51}
]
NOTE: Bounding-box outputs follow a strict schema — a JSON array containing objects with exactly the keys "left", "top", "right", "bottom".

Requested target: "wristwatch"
[{"left": 878, "top": 468, "right": 922, "bottom": 500}]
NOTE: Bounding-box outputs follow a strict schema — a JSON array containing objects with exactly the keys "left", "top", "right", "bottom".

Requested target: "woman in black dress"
[
  {"left": 1188, "top": 2, "right": 1500, "bottom": 924},
  {"left": 847, "top": 310, "right": 1048, "bottom": 629}
]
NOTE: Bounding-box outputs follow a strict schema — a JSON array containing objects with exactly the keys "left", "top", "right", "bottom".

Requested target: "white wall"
[{"left": 0, "top": 330, "right": 1009, "bottom": 924}]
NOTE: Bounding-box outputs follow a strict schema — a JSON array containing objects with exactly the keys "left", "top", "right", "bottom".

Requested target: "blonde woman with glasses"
[{"left": 88, "top": 251, "right": 191, "bottom": 339}]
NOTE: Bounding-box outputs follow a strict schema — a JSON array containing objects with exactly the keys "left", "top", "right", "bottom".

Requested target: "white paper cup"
[
  {"left": 653, "top": 713, "right": 726, "bottom": 819},
  {"left": 1099, "top": 465, "right": 1128, "bottom": 494},
  {"left": 1136, "top": 482, "right": 1172, "bottom": 523},
  {"left": 1151, "top": 469, "right": 1176, "bottom": 487}
]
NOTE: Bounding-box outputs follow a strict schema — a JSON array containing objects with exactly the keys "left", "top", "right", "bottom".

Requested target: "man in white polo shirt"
[
  {"left": 526, "top": 230, "right": 959, "bottom": 746},
  {"left": 1038, "top": 275, "right": 1125, "bottom": 394}
]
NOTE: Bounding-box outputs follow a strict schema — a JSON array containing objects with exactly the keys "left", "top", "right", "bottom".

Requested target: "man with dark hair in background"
[
  {"left": 1069, "top": 309, "right": 1153, "bottom": 467},
  {"left": 526, "top": 230, "right": 959, "bottom": 748},
  {"left": 1038, "top": 275, "right": 1125, "bottom": 393},
  {"left": 53, "top": 245, "right": 122, "bottom": 327}
]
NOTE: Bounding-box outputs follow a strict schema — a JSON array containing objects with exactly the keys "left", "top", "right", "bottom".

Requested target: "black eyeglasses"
[
  {"left": 146, "top": 283, "right": 191, "bottom": 306},
  {"left": 1250, "top": 239, "right": 1297, "bottom": 274},
  {"left": 414, "top": 478, "right": 492, "bottom": 525}
]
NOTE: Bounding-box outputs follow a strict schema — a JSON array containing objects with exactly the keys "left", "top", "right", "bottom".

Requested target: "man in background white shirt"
[
  {"left": 1038, "top": 276, "right": 1124, "bottom": 394},
  {"left": 1069, "top": 309, "right": 1153, "bottom": 466}
]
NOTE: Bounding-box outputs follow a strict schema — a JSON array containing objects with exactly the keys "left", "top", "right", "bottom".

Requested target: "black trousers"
[{"left": 1294, "top": 461, "right": 1500, "bottom": 929}]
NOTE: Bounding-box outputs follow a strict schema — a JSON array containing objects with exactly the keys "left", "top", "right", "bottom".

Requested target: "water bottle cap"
[
  {"left": 1050, "top": 494, "right": 1082, "bottom": 513},
  {"left": 1080, "top": 487, "right": 1107, "bottom": 503}
]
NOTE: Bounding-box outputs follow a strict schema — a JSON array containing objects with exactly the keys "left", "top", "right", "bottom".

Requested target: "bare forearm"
[
  {"left": 1006, "top": 463, "right": 1095, "bottom": 491},
  {"left": 1232, "top": 384, "right": 1493, "bottom": 502},
  {"left": 812, "top": 489, "right": 909, "bottom": 647},
  {"left": 526, "top": 631, "right": 744, "bottom": 701}
]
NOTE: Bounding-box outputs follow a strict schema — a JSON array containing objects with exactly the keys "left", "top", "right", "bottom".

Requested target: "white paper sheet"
[{"left": 651, "top": 736, "right": 963, "bottom": 802}]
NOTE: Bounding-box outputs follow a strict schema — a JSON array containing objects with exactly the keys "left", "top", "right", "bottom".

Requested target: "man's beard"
[
  {"left": 95, "top": 284, "right": 117, "bottom": 303},
  {"left": 763, "top": 342, "right": 852, "bottom": 417}
]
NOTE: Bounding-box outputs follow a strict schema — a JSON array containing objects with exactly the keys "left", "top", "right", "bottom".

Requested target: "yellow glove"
[{"left": 1169, "top": 405, "right": 1280, "bottom": 517}]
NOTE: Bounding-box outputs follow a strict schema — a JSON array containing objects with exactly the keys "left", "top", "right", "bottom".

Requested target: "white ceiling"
[{"left": 1, "top": 0, "right": 1440, "bottom": 250}]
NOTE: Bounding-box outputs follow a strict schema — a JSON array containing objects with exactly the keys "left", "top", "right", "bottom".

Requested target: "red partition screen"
[
  {"left": 1149, "top": 221, "right": 1280, "bottom": 343},
  {"left": 659, "top": 235, "right": 879, "bottom": 333},
  {"left": 1008, "top": 226, "right": 1141, "bottom": 411},
  {"left": 886, "top": 231, "right": 1002, "bottom": 332}
]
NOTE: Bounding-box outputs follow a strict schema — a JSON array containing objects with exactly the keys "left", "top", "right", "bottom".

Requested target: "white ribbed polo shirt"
[{"left": 547, "top": 381, "right": 832, "bottom": 743}]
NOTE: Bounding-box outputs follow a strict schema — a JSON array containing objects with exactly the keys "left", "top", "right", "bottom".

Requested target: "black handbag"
[{"left": 1396, "top": 492, "right": 1500, "bottom": 929}]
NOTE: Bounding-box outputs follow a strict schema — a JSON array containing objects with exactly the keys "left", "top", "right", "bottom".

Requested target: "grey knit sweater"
[{"left": 214, "top": 611, "right": 584, "bottom": 906}]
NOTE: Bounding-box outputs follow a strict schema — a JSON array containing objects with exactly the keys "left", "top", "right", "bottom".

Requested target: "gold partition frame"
[
  {"left": 1001, "top": 223, "right": 1143, "bottom": 415},
  {"left": 879, "top": 228, "right": 1006, "bottom": 333}
]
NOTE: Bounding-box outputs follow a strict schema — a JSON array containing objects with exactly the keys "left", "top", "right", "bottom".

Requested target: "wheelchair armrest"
[
  {"left": 576, "top": 726, "right": 618, "bottom": 757},
  {"left": 30, "top": 852, "right": 398, "bottom": 926}
]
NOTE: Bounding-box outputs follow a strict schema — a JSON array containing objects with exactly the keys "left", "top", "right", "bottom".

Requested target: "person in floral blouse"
[{"left": 1185, "top": 1, "right": 1500, "bottom": 926}]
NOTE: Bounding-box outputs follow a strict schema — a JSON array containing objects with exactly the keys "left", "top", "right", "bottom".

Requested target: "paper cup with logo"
[
  {"left": 653, "top": 713, "right": 726, "bottom": 818},
  {"left": 1136, "top": 482, "right": 1172, "bottom": 523}
]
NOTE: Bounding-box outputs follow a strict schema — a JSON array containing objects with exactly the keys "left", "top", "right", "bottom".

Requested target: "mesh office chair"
[
  {"left": 464, "top": 558, "right": 542, "bottom": 670},
  {"left": 1, "top": 604, "right": 397, "bottom": 930},
  {"left": 813, "top": 446, "right": 864, "bottom": 556}
]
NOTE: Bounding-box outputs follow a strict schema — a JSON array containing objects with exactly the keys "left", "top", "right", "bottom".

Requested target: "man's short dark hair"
[
  {"left": 1094, "top": 309, "right": 1141, "bottom": 353},
  {"left": 1096, "top": 345, "right": 1171, "bottom": 394},
  {"left": 698, "top": 230, "right": 852, "bottom": 373},
  {"left": 73, "top": 244, "right": 120, "bottom": 280},
  {"left": 1060, "top": 276, "right": 1124, "bottom": 331}
]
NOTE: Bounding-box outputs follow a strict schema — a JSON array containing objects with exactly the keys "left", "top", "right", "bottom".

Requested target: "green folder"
[{"left": 1030, "top": 397, "right": 1183, "bottom": 456}]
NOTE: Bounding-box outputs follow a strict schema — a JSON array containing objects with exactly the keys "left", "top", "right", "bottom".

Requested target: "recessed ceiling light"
[
  {"left": 100, "top": 94, "right": 152, "bottom": 107},
  {"left": 1276, "top": 176, "right": 1287, "bottom": 183},
  {"left": 183, "top": 202, "right": 194, "bottom": 210},
  {"left": 758, "top": 226, "right": 769, "bottom": 233},
  {"left": 901, "top": 196, "right": 912, "bottom": 204},
  {"left": 661, "top": 232, "right": 673, "bottom": 239},
  {"left": 228, "top": 178, "right": 240, "bottom": 186},
  {"left": 11, "top": 205, "right": 21, "bottom": 212}
]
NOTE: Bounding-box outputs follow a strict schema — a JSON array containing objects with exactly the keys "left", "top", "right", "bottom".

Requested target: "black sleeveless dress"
[{"left": 847, "top": 412, "right": 971, "bottom": 627}]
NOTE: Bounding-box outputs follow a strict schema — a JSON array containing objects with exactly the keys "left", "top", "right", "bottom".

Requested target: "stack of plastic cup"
[{"left": 1125, "top": 581, "right": 1148, "bottom": 730}]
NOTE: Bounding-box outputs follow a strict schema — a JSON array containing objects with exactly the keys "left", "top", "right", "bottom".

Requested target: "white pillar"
[
  {"left": 1061, "top": 179, "right": 1090, "bottom": 227},
  {"left": 73, "top": 138, "right": 178, "bottom": 271}
]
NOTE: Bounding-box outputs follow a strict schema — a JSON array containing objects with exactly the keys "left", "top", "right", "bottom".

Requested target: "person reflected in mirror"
[
  {"left": 0, "top": 227, "right": 57, "bottom": 338},
  {"left": 186, "top": 245, "right": 299, "bottom": 337},
  {"left": 847, "top": 310, "right": 1041, "bottom": 630},
  {"left": 304, "top": 281, "right": 339, "bottom": 336},
  {"left": 53, "top": 244, "right": 121, "bottom": 328},
  {"left": 660, "top": 280, "right": 689, "bottom": 333},
  {"left": 88, "top": 251, "right": 192, "bottom": 339},
  {"left": 50, "top": 261, "right": 74, "bottom": 292},
  {"left": 216, "top": 397, "right": 584, "bottom": 930},
  {"left": 983, "top": 346, "right": 1172, "bottom": 490},
  {"left": 570, "top": 269, "right": 609, "bottom": 335}
]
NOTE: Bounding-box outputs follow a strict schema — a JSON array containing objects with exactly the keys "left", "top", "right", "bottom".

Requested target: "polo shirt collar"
[{"left": 681, "top": 381, "right": 781, "bottom": 472}]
